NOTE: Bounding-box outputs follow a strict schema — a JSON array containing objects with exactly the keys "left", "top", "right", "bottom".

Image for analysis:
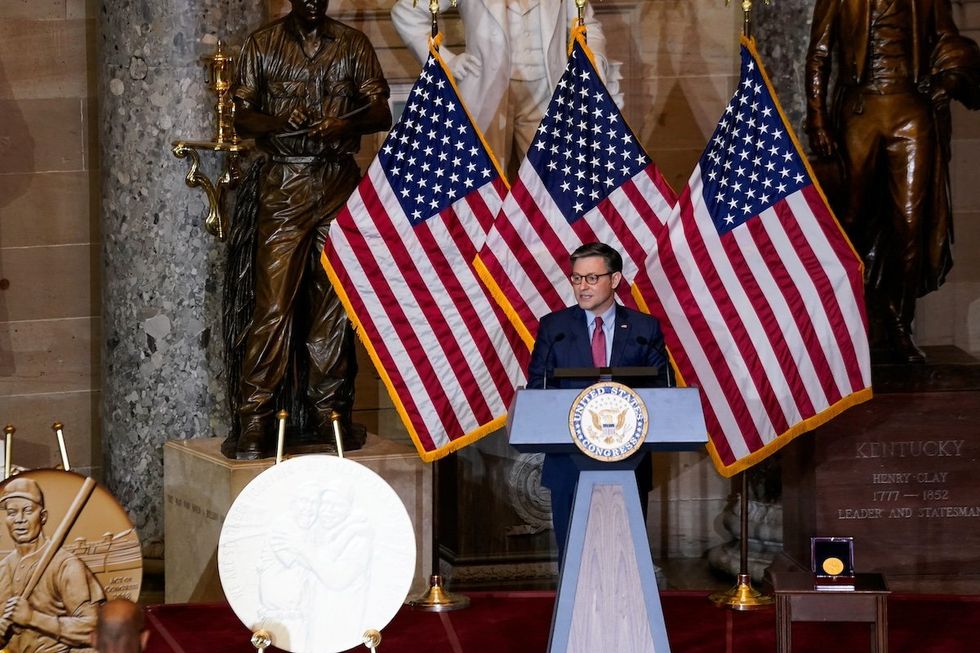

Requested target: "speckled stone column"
[
  {"left": 98, "top": 0, "right": 265, "bottom": 551},
  {"left": 751, "top": 0, "right": 814, "bottom": 140}
]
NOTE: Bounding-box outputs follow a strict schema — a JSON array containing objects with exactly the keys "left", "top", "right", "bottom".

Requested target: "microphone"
[
  {"left": 635, "top": 335, "right": 673, "bottom": 387},
  {"left": 542, "top": 332, "right": 566, "bottom": 390}
]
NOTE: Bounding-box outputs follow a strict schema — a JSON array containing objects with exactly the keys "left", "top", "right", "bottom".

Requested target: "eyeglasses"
[{"left": 569, "top": 272, "right": 613, "bottom": 285}]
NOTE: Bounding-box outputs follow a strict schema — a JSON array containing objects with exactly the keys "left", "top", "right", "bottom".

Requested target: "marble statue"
[{"left": 391, "top": 0, "right": 615, "bottom": 171}]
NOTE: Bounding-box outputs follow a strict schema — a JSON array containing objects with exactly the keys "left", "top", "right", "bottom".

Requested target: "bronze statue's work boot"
[
  {"left": 892, "top": 324, "right": 926, "bottom": 364},
  {"left": 236, "top": 416, "right": 270, "bottom": 460},
  {"left": 220, "top": 433, "right": 239, "bottom": 459}
]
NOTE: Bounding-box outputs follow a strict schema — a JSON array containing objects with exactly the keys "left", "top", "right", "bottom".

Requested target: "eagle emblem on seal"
[
  {"left": 568, "top": 382, "right": 649, "bottom": 462},
  {"left": 588, "top": 408, "right": 628, "bottom": 444}
]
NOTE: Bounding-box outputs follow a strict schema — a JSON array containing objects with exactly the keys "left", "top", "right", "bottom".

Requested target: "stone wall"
[{"left": 0, "top": 0, "right": 101, "bottom": 474}]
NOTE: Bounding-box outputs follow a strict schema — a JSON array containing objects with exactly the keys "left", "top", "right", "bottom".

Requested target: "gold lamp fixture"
[{"left": 171, "top": 40, "right": 252, "bottom": 241}]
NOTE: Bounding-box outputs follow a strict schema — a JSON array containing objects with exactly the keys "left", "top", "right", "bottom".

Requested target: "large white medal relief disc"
[
  {"left": 218, "top": 456, "right": 416, "bottom": 653},
  {"left": 569, "top": 382, "right": 649, "bottom": 461}
]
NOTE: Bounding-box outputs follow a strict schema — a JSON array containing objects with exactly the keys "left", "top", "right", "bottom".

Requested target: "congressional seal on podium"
[
  {"left": 218, "top": 455, "right": 416, "bottom": 653},
  {"left": 568, "top": 381, "right": 649, "bottom": 462}
]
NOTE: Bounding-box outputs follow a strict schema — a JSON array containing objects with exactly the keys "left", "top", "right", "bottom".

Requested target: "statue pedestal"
[
  {"left": 163, "top": 434, "right": 432, "bottom": 603},
  {"left": 782, "top": 346, "right": 980, "bottom": 593}
]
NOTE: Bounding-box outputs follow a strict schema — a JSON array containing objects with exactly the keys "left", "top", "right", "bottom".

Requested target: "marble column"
[
  {"left": 98, "top": 0, "right": 265, "bottom": 550},
  {"left": 751, "top": 0, "right": 813, "bottom": 140}
]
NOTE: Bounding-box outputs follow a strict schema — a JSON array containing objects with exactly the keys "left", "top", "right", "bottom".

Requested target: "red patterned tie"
[{"left": 591, "top": 316, "right": 607, "bottom": 367}]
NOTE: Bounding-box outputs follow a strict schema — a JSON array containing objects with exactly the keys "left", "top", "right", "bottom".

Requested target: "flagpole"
[
  {"left": 725, "top": 0, "right": 766, "bottom": 39},
  {"left": 741, "top": 0, "right": 752, "bottom": 39},
  {"left": 412, "top": 0, "right": 460, "bottom": 43},
  {"left": 403, "top": 0, "right": 469, "bottom": 613},
  {"left": 708, "top": 471, "right": 774, "bottom": 609},
  {"left": 708, "top": 0, "right": 773, "bottom": 611},
  {"left": 429, "top": 0, "right": 439, "bottom": 40},
  {"left": 407, "top": 455, "right": 470, "bottom": 611},
  {"left": 575, "top": 0, "right": 587, "bottom": 41}
]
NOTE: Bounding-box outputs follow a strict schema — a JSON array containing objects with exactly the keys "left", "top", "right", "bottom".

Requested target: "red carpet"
[{"left": 145, "top": 590, "right": 978, "bottom": 653}]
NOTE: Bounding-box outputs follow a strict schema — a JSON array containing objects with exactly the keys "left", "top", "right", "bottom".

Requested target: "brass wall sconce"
[{"left": 171, "top": 40, "right": 252, "bottom": 241}]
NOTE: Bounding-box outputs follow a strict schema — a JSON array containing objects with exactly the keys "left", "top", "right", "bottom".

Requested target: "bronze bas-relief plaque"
[
  {"left": 0, "top": 470, "right": 142, "bottom": 601},
  {"left": 785, "top": 391, "right": 980, "bottom": 580}
]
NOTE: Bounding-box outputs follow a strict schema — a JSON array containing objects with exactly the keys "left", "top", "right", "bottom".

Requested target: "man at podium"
[{"left": 526, "top": 242, "right": 668, "bottom": 562}]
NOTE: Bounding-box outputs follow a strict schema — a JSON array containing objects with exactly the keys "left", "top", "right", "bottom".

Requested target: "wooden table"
[{"left": 771, "top": 571, "right": 889, "bottom": 653}]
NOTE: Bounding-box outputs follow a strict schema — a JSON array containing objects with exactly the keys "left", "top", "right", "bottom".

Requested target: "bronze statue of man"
[
  {"left": 806, "top": 0, "right": 980, "bottom": 363},
  {"left": 225, "top": 0, "right": 391, "bottom": 459}
]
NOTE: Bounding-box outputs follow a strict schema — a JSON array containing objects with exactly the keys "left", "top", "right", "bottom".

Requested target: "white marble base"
[{"left": 163, "top": 434, "right": 432, "bottom": 604}]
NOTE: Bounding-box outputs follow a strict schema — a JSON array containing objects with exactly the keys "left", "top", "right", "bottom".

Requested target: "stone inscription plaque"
[{"left": 785, "top": 391, "right": 979, "bottom": 579}]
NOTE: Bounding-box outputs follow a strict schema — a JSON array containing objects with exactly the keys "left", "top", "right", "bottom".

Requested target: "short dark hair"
[{"left": 569, "top": 242, "right": 623, "bottom": 274}]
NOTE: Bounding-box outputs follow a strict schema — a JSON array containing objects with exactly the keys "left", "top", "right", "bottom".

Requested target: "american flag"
[
  {"left": 476, "top": 29, "right": 676, "bottom": 345},
  {"left": 637, "top": 37, "right": 872, "bottom": 476},
  {"left": 322, "top": 48, "right": 529, "bottom": 462}
]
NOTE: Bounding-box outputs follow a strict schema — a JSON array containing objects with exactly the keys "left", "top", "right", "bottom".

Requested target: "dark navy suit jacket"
[{"left": 526, "top": 304, "right": 668, "bottom": 492}]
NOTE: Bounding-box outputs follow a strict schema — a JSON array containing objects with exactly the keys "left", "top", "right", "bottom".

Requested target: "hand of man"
[
  {"left": 808, "top": 126, "right": 837, "bottom": 158},
  {"left": 308, "top": 116, "right": 352, "bottom": 142},
  {"left": 285, "top": 107, "right": 309, "bottom": 130},
  {"left": 930, "top": 72, "right": 960, "bottom": 104},
  {"left": 269, "top": 531, "right": 299, "bottom": 565},
  {"left": 3, "top": 597, "right": 34, "bottom": 628},
  {"left": 448, "top": 52, "right": 482, "bottom": 81}
]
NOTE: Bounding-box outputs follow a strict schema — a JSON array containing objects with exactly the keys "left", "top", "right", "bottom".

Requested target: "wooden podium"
[{"left": 508, "top": 387, "right": 707, "bottom": 653}]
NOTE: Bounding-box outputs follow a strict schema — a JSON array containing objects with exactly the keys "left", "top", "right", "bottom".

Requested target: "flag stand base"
[
  {"left": 709, "top": 573, "right": 774, "bottom": 610},
  {"left": 709, "top": 473, "right": 775, "bottom": 611},
  {"left": 407, "top": 574, "right": 470, "bottom": 612}
]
